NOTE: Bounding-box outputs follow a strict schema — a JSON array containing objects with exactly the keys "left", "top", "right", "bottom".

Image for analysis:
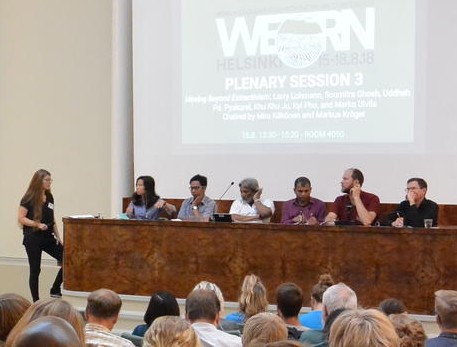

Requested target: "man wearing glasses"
[
  {"left": 178, "top": 174, "right": 216, "bottom": 221},
  {"left": 389, "top": 178, "right": 438, "bottom": 227}
]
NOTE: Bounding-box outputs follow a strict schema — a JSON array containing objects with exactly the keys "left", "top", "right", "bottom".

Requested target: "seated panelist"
[
  {"left": 388, "top": 178, "right": 438, "bottom": 227},
  {"left": 229, "top": 178, "right": 275, "bottom": 223},
  {"left": 126, "top": 176, "right": 176, "bottom": 220},
  {"left": 325, "top": 168, "right": 380, "bottom": 226},
  {"left": 281, "top": 177, "right": 325, "bottom": 225},
  {"left": 177, "top": 174, "right": 216, "bottom": 222}
]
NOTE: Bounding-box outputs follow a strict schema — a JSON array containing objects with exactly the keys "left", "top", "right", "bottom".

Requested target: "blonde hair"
[
  {"left": 143, "top": 316, "right": 201, "bottom": 347},
  {"left": 242, "top": 312, "right": 288, "bottom": 347},
  {"left": 239, "top": 274, "right": 268, "bottom": 320},
  {"left": 5, "top": 298, "right": 85, "bottom": 347},
  {"left": 329, "top": 309, "right": 400, "bottom": 347}
]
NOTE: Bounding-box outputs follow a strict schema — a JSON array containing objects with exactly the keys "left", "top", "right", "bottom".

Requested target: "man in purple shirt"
[{"left": 281, "top": 177, "right": 326, "bottom": 225}]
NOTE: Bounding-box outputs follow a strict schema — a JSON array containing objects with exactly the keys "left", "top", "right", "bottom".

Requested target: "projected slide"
[{"left": 181, "top": 0, "right": 415, "bottom": 144}]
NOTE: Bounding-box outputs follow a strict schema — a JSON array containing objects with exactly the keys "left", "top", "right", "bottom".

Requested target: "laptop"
[{"left": 212, "top": 213, "right": 233, "bottom": 223}]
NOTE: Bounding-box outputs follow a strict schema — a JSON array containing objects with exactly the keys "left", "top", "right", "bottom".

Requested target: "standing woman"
[
  {"left": 126, "top": 176, "right": 176, "bottom": 219},
  {"left": 17, "top": 169, "right": 63, "bottom": 302}
]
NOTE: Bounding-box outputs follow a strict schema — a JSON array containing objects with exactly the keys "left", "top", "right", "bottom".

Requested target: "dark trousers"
[{"left": 23, "top": 232, "right": 63, "bottom": 302}]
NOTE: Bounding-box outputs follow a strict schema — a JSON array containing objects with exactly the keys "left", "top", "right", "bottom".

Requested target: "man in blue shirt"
[
  {"left": 178, "top": 174, "right": 216, "bottom": 222},
  {"left": 427, "top": 290, "right": 457, "bottom": 347}
]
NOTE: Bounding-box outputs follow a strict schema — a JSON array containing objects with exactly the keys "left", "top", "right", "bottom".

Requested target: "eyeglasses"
[
  {"left": 189, "top": 186, "right": 202, "bottom": 191},
  {"left": 405, "top": 187, "right": 421, "bottom": 192}
]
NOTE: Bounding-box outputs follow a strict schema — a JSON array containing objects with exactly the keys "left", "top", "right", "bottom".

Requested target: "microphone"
[{"left": 214, "top": 182, "right": 235, "bottom": 213}]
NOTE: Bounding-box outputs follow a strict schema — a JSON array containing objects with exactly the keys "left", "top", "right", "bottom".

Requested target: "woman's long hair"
[
  {"left": 20, "top": 169, "right": 52, "bottom": 222},
  {"left": 132, "top": 176, "right": 160, "bottom": 209}
]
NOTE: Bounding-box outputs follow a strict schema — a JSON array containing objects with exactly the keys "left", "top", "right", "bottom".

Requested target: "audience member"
[
  {"left": 389, "top": 313, "right": 426, "bottom": 347},
  {"left": 132, "top": 291, "right": 180, "bottom": 337},
  {"left": 265, "top": 341, "right": 307, "bottom": 347},
  {"left": 281, "top": 177, "right": 325, "bottom": 225},
  {"left": 230, "top": 178, "right": 275, "bottom": 223},
  {"left": 12, "top": 316, "right": 82, "bottom": 347},
  {"left": 242, "top": 312, "right": 288, "bottom": 347},
  {"left": 5, "top": 298, "right": 84, "bottom": 347},
  {"left": 388, "top": 178, "right": 438, "bottom": 227},
  {"left": 225, "top": 274, "right": 268, "bottom": 324},
  {"left": 0, "top": 294, "right": 31, "bottom": 345},
  {"left": 186, "top": 289, "right": 242, "bottom": 347},
  {"left": 379, "top": 298, "right": 407, "bottom": 316},
  {"left": 276, "top": 283, "right": 308, "bottom": 339},
  {"left": 427, "top": 290, "right": 457, "bottom": 347},
  {"left": 84, "top": 288, "right": 135, "bottom": 347},
  {"left": 325, "top": 168, "right": 380, "bottom": 226},
  {"left": 329, "top": 309, "right": 400, "bottom": 347},
  {"left": 18, "top": 169, "right": 63, "bottom": 301},
  {"left": 299, "top": 274, "right": 335, "bottom": 330},
  {"left": 300, "top": 283, "right": 357, "bottom": 347},
  {"left": 178, "top": 174, "right": 216, "bottom": 221},
  {"left": 193, "top": 281, "right": 226, "bottom": 315},
  {"left": 143, "top": 316, "right": 201, "bottom": 347},
  {"left": 126, "top": 176, "right": 176, "bottom": 220}
]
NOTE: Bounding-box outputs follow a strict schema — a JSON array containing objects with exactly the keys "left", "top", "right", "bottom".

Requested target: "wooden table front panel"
[{"left": 63, "top": 218, "right": 457, "bottom": 314}]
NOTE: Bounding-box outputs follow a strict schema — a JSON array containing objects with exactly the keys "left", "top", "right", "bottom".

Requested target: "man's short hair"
[
  {"left": 185, "top": 289, "right": 220, "bottom": 322},
  {"left": 190, "top": 174, "right": 207, "bottom": 187},
  {"left": 407, "top": 177, "right": 427, "bottom": 189},
  {"left": 276, "top": 283, "right": 303, "bottom": 319},
  {"left": 239, "top": 178, "right": 259, "bottom": 192},
  {"left": 86, "top": 289, "right": 122, "bottom": 319},
  {"left": 435, "top": 290, "right": 457, "bottom": 329},
  {"left": 294, "top": 177, "right": 311, "bottom": 188},
  {"left": 349, "top": 168, "right": 364, "bottom": 186},
  {"left": 379, "top": 298, "right": 406, "bottom": 315},
  {"left": 322, "top": 283, "right": 357, "bottom": 315}
]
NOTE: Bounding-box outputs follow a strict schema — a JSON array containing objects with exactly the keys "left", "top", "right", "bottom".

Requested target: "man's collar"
[{"left": 293, "top": 198, "right": 313, "bottom": 207}]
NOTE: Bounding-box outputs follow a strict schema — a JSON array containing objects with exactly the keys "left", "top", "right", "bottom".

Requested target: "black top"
[
  {"left": 427, "top": 332, "right": 457, "bottom": 347},
  {"left": 388, "top": 198, "right": 438, "bottom": 227},
  {"left": 20, "top": 194, "right": 55, "bottom": 235}
]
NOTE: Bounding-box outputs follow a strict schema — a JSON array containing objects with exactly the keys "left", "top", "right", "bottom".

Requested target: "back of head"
[
  {"left": 240, "top": 274, "right": 268, "bottom": 319},
  {"left": 322, "top": 283, "right": 357, "bottom": 314},
  {"left": 12, "top": 316, "right": 82, "bottom": 347},
  {"left": 86, "top": 288, "right": 122, "bottom": 320},
  {"left": 193, "top": 281, "right": 225, "bottom": 311},
  {"left": 329, "top": 309, "right": 400, "bottom": 347},
  {"left": 311, "top": 274, "right": 335, "bottom": 304},
  {"left": 0, "top": 293, "right": 31, "bottom": 341},
  {"left": 388, "top": 313, "right": 426, "bottom": 347},
  {"left": 5, "top": 298, "right": 85, "bottom": 347},
  {"left": 186, "top": 289, "right": 220, "bottom": 323},
  {"left": 435, "top": 289, "right": 457, "bottom": 330},
  {"left": 322, "top": 283, "right": 357, "bottom": 316},
  {"left": 276, "top": 283, "right": 303, "bottom": 319},
  {"left": 379, "top": 298, "right": 407, "bottom": 316},
  {"left": 144, "top": 291, "right": 180, "bottom": 326},
  {"left": 144, "top": 316, "right": 201, "bottom": 347},
  {"left": 242, "top": 312, "right": 288, "bottom": 347}
]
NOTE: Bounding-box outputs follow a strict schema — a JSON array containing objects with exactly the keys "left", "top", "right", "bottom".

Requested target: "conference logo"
[
  {"left": 276, "top": 18, "right": 325, "bottom": 68},
  {"left": 216, "top": 8, "right": 375, "bottom": 69}
]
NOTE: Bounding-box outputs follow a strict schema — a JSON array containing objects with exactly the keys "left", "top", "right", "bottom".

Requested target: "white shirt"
[
  {"left": 229, "top": 198, "right": 275, "bottom": 223},
  {"left": 191, "top": 322, "right": 242, "bottom": 347}
]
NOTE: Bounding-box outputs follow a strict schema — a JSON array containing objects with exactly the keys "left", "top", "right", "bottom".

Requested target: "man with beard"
[{"left": 324, "top": 168, "right": 380, "bottom": 226}]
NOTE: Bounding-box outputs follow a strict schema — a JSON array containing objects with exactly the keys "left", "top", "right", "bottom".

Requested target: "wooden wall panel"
[{"left": 63, "top": 218, "right": 457, "bottom": 314}]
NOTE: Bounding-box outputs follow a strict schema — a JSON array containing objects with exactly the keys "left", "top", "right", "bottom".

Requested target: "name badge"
[{"left": 48, "top": 202, "right": 54, "bottom": 210}]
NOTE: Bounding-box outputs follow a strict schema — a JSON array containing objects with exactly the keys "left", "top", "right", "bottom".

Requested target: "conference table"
[{"left": 62, "top": 217, "right": 457, "bottom": 314}]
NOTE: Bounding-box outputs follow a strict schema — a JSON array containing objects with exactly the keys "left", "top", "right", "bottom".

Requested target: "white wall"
[{"left": 0, "top": 0, "right": 113, "bottom": 260}]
